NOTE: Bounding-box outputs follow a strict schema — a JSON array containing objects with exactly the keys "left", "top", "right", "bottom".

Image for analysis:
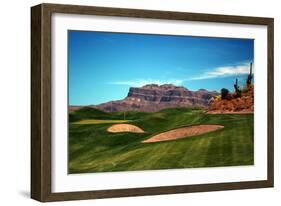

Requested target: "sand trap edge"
[
  {"left": 142, "top": 124, "right": 224, "bottom": 143},
  {"left": 107, "top": 123, "right": 145, "bottom": 133}
]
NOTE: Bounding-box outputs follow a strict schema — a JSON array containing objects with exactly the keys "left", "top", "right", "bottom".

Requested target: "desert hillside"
[
  {"left": 208, "top": 86, "right": 254, "bottom": 114},
  {"left": 208, "top": 63, "right": 254, "bottom": 114}
]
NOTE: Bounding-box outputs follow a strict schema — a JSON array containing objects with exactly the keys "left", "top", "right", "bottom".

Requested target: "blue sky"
[{"left": 68, "top": 30, "right": 254, "bottom": 105}]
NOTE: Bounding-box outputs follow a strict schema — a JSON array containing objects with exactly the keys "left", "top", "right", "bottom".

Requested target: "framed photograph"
[{"left": 31, "top": 3, "right": 274, "bottom": 202}]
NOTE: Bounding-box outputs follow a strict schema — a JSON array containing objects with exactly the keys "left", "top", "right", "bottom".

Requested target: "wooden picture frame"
[{"left": 31, "top": 3, "right": 274, "bottom": 202}]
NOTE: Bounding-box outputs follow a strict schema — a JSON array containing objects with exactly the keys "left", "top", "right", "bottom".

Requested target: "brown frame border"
[{"left": 31, "top": 3, "right": 274, "bottom": 202}]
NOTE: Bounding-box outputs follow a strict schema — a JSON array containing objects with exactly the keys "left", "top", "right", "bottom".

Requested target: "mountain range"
[{"left": 70, "top": 84, "right": 219, "bottom": 113}]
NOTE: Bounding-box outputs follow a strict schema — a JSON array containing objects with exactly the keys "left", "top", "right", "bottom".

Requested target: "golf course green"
[{"left": 68, "top": 107, "right": 254, "bottom": 174}]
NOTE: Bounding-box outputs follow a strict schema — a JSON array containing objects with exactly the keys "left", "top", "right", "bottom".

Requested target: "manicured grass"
[
  {"left": 68, "top": 107, "right": 254, "bottom": 173},
  {"left": 72, "top": 119, "right": 131, "bottom": 125}
]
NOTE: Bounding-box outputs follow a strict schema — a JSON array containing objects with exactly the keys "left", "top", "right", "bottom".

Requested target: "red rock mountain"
[{"left": 87, "top": 84, "right": 219, "bottom": 112}]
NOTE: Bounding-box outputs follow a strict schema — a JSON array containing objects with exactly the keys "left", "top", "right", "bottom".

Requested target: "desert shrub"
[
  {"left": 221, "top": 88, "right": 229, "bottom": 100},
  {"left": 215, "top": 95, "right": 221, "bottom": 101},
  {"left": 236, "top": 89, "right": 242, "bottom": 98}
]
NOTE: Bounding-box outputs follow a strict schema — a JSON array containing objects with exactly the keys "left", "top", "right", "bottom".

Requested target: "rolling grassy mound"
[{"left": 69, "top": 107, "right": 253, "bottom": 173}]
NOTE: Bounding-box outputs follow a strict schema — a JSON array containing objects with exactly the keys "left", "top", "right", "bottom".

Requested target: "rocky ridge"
[{"left": 92, "top": 84, "right": 219, "bottom": 112}]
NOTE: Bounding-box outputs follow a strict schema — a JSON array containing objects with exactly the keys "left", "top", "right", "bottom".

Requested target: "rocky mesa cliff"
[{"left": 92, "top": 84, "right": 219, "bottom": 112}]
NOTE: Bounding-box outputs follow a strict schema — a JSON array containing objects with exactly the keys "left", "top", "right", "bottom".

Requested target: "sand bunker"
[
  {"left": 143, "top": 124, "right": 224, "bottom": 143},
  {"left": 107, "top": 124, "right": 145, "bottom": 133}
]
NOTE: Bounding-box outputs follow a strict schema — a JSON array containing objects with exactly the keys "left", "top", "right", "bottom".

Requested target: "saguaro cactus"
[
  {"left": 247, "top": 62, "right": 253, "bottom": 87},
  {"left": 234, "top": 78, "right": 238, "bottom": 91},
  {"left": 234, "top": 78, "right": 242, "bottom": 98}
]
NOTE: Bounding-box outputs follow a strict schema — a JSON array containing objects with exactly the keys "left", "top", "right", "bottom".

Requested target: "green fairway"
[
  {"left": 68, "top": 107, "right": 254, "bottom": 173},
  {"left": 72, "top": 119, "right": 131, "bottom": 125}
]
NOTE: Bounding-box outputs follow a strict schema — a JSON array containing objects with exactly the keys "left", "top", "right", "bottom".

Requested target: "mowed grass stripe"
[
  {"left": 72, "top": 119, "right": 131, "bottom": 125},
  {"left": 127, "top": 144, "right": 174, "bottom": 170},
  {"left": 178, "top": 136, "right": 213, "bottom": 168}
]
